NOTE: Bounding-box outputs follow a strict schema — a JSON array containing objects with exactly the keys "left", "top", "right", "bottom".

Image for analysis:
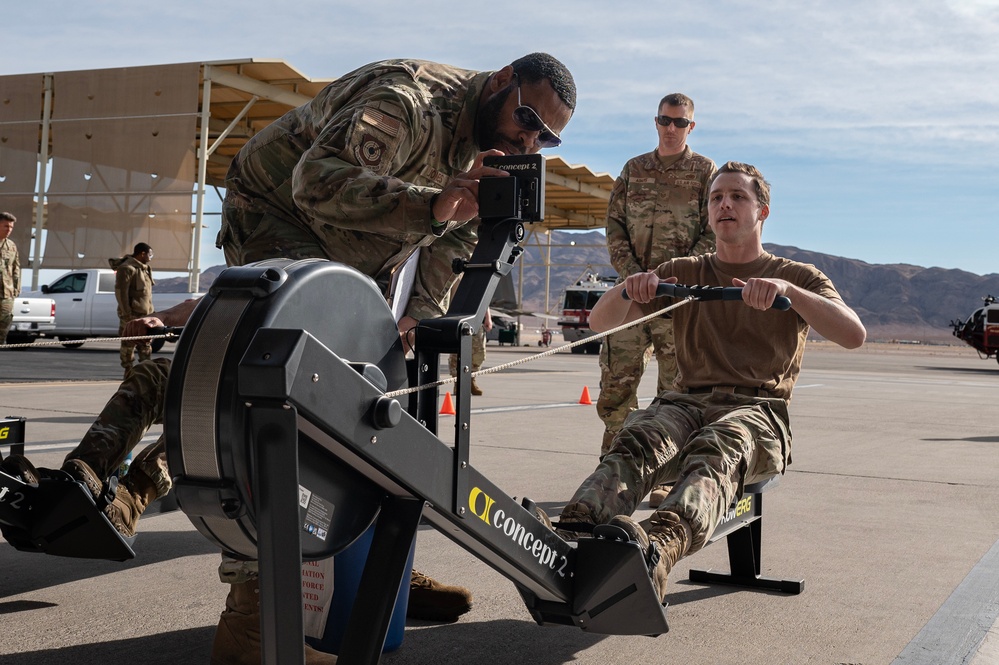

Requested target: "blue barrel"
[{"left": 309, "top": 524, "right": 415, "bottom": 654}]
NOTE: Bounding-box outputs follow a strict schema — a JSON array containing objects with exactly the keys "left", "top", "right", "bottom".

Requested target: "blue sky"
[{"left": 4, "top": 0, "right": 998, "bottom": 276}]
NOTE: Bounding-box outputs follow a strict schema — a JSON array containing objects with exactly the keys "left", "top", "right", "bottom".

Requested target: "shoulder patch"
[{"left": 356, "top": 134, "right": 388, "bottom": 167}]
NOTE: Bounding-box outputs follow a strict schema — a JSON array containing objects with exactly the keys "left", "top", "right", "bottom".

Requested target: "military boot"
[
  {"left": 0, "top": 454, "right": 41, "bottom": 485},
  {"left": 648, "top": 483, "right": 672, "bottom": 509},
  {"left": 470, "top": 378, "right": 483, "bottom": 396},
  {"left": 62, "top": 459, "right": 156, "bottom": 538},
  {"left": 105, "top": 466, "right": 159, "bottom": 537},
  {"left": 211, "top": 579, "right": 337, "bottom": 665},
  {"left": 540, "top": 502, "right": 597, "bottom": 541},
  {"left": 605, "top": 510, "right": 690, "bottom": 604},
  {"left": 407, "top": 569, "right": 473, "bottom": 622}
]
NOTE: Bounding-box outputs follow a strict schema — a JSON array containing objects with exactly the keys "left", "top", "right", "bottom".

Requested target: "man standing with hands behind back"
[{"left": 597, "top": 94, "right": 716, "bottom": 512}]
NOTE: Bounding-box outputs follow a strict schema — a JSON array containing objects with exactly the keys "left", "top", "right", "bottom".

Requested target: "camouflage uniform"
[
  {"left": 0, "top": 237, "right": 20, "bottom": 345},
  {"left": 597, "top": 147, "right": 716, "bottom": 453},
  {"left": 218, "top": 59, "right": 492, "bottom": 322},
  {"left": 110, "top": 255, "right": 154, "bottom": 372},
  {"left": 63, "top": 358, "right": 173, "bottom": 500},
  {"left": 565, "top": 252, "right": 844, "bottom": 555}
]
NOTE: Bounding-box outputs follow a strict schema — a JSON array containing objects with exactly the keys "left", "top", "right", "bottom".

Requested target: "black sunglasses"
[
  {"left": 656, "top": 115, "right": 692, "bottom": 129},
  {"left": 513, "top": 75, "right": 562, "bottom": 149}
]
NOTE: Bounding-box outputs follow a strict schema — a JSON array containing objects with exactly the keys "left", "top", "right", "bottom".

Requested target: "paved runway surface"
[{"left": 1, "top": 338, "right": 998, "bottom": 664}]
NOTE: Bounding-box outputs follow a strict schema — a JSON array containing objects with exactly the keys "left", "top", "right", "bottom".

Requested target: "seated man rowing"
[{"left": 546, "top": 161, "right": 866, "bottom": 602}]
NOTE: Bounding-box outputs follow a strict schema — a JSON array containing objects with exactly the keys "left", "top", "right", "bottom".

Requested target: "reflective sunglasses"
[
  {"left": 513, "top": 75, "right": 562, "bottom": 149},
  {"left": 656, "top": 115, "right": 692, "bottom": 129}
]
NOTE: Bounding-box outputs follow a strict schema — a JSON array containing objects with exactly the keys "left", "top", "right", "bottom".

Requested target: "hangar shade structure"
[{"left": 0, "top": 59, "right": 613, "bottom": 290}]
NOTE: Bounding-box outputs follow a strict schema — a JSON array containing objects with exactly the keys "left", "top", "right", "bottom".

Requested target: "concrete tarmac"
[{"left": 1, "top": 338, "right": 998, "bottom": 664}]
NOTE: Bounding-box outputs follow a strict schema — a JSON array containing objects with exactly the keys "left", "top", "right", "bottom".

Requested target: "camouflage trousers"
[
  {"left": 596, "top": 317, "right": 677, "bottom": 454},
  {"left": 0, "top": 298, "right": 13, "bottom": 344},
  {"left": 563, "top": 391, "right": 790, "bottom": 553},
  {"left": 119, "top": 320, "right": 152, "bottom": 372},
  {"left": 63, "top": 357, "right": 173, "bottom": 499},
  {"left": 448, "top": 326, "right": 487, "bottom": 375}
]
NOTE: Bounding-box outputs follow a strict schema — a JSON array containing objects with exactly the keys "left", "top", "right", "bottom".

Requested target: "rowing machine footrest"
[
  {"left": 570, "top": 529, "right": 669, "bottom": 636},
  {"left": 0, "top": 471, "right": 135, "bottom": 561}
]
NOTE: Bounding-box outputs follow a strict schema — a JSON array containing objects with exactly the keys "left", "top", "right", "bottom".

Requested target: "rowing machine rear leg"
[{"left": 688, "top": 498, "right": 803, "bottom": 594}]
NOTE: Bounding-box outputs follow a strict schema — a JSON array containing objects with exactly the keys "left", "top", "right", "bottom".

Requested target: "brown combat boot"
[
  {"left": 551, "top": 502, "right": 598, "bottom": 541},
  {"left": 62, "top": 459, "right": 157, "bottom": 538},
  {"left": 62, "top": 459, "right": 104, "bottom": 498},
  {"left": 105, "top": 467, "right": 159, "bottom": 537},
  {"left": 606, "top": 510, "right": 690, "bottom": 604},
  {"left": 0, "top": 454, "right": 41, "bottom": 485},
  {"left": 470, "top": 378, "right": 483, "bottom": 396},
  {"left": 648, "top": 484, "right": 672, "bottom": 509},
  {"left": 211, "top": 579, "right": 336, "bottom": 665},
  {"left": 407, "top": 569, "right": 473, "bottom": 622}
]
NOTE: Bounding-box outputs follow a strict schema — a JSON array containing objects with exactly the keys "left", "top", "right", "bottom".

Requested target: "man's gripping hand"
[
  {"left": 733, "top": 277, "right": 790, "bottom": 311},
  {"left": 431, "top": 150, "right": 509, "bottom": 225},
  {"left": 123, "top": 316, "right": 165, "bottom": 338},
  {"left": 623, "top": 272, "right": 678, "bottom": 304}
]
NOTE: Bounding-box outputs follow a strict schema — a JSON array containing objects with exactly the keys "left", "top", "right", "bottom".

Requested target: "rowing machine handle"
[{"left": 622, "top": 282, "right": 792, "bottom": 311}]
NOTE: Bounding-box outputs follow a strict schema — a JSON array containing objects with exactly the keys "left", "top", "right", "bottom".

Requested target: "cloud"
[{"left": 3, "top": 0, "right": 997, "bottom": 274}]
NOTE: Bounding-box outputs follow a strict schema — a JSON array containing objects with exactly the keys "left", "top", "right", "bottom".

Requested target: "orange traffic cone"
[
  {"left": 578, "top": 386, "right": 592, "bottom": 405},
  {"left": 440, "top": 392, "right": 456, "bottom": 415}
]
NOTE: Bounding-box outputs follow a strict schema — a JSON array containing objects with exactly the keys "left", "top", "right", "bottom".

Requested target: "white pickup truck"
[
  {"left": 6, "top": 296, "right": 57, "bottom": 344},
  {"left": 30, "top": 269, "right": 202, "bottom": 350}
]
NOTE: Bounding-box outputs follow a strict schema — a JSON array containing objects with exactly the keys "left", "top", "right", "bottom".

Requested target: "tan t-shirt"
[{"left": 641, "top": 252, "right": 843, "bottom": 399}]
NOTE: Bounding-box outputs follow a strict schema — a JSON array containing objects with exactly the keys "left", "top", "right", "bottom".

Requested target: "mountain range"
[{"left": 159, "top": 230, "right": 998, "bottom": 345}]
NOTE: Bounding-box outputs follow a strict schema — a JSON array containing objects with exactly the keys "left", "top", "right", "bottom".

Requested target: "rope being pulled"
[
  {"left": 383, "top": 296, "right": 694, "bottom": 399},
  {"left": 2, "top": 297, "right": 693, "bottom": 397},
  {"left": 0, "top": 333, "right": 176, "bottom": 351}
]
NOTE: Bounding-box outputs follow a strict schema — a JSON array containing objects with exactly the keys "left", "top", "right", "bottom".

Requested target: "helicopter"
[{"left": 950, "top": 295, "right": 999, "bottom": 364}]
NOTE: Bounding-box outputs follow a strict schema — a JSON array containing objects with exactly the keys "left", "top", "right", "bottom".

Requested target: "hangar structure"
[{"left": 0, "top": 59, "right": 614, "bottom": 292}]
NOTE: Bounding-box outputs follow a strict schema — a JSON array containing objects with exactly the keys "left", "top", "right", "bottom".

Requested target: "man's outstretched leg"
[
  {"left": 597, "top": 395, "right": 789, "bottom": 602},
  {"left": 61, "top": 358, "right": 173, "bottom": 536}
]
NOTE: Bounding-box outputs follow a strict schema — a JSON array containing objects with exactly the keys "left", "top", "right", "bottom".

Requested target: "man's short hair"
[
  {"left": 659, "top": 93, "right": 694, "bottom": 114},
  {"left": 0, "top": 212, "right": 16, "bottom": 223},
  {"left": 133, "top": 242, "right": 152, "bottom": 255},
  {"left": 710, "top": 162, "right": 772, "bottom": 207},
  {"left": 511, "top": 53, "right": 577, "bottom": 111}
]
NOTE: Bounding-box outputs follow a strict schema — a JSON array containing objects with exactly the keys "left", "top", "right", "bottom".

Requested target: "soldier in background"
[
  {"left": 449, "top": 307, "right": 492, "bottom": 395},
  {"left": 109, "top": 243, "right": 154, "bottom": 376},
  {"left": 597, "top": 93, "right": 716, "bottom": 511},
  {"left": 0, "top": 212, "right": 20, "bottom": 345}
]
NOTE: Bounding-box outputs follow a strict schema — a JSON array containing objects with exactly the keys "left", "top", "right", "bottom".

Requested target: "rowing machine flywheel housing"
[{"left": 164, "top": 259, "right": 409, "bottom": 560}]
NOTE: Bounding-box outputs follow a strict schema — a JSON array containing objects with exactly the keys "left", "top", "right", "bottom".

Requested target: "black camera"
[{"left": 478, "top": 154, "right": 545, "bottom": 222}]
